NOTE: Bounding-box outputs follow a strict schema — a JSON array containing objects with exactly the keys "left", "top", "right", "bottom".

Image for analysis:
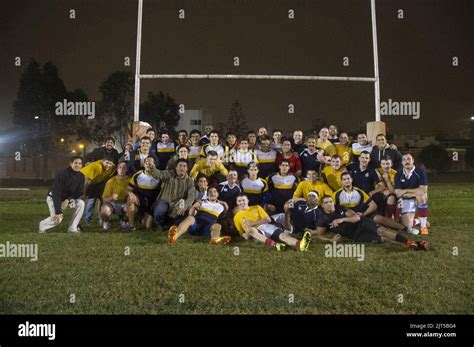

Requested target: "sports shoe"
[
  {"left": 209, "top": 236, "right": 231, "bottom": 245},
  {"left": 275, "top": 243, "right": 286, "bottom": 251},
  {"left": 407, "top": 227, "right": 420, "bottom": 235},
  {"left": 406, "top": 239, "right": 418, "bottom": 250},
  {"left": 67, "top": 227, "right": 81, "bottom": 233},
  {"left": 102, "top": 222, "right": 111, "bottom": 231},
  {"left": 168, "top": 225, "right": 177, "bottom": 243},
  {"left": 122, "top": 224, "right": 136, "bottom": 232},
  {"left": 420, "top": 227, "right": 429, "bottom": 235},
  {"left": 299, "top": 231, "right": 312, "bottom": 252},
  {"left": 416, "top": 240, "right": 431, "bottom": 250}
]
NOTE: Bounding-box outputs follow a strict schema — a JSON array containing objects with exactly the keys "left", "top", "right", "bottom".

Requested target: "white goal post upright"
[{"left": 133, "top": 0, "right": 384, "bottom": 139}]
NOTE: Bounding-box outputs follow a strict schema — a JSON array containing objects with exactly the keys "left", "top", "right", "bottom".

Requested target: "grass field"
[{"left": 0, "top": 183, "right": 473, "bottom": 314}]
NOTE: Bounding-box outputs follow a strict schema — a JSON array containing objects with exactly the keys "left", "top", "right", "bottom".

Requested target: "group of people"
[{"left": 38, "top": 124, "right": 431, "bottom": 251}]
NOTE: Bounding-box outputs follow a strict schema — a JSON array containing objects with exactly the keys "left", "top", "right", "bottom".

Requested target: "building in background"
[{"left": 176, "top": 109, "right": 204, "bottom": 134}]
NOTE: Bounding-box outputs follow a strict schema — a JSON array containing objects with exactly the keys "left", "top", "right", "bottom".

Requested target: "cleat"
[
  {"left": 275, "top": 243, "right": 286, "bottom": 251},
  {"left": 102, "top": 222, "right": 111, "bottom": 231},
  {"left": 299, "top": 231, "right": 312, "bottom": 252},
  {"left": 406, "top": 239, "right": 418, "bottom": 250},
  {"left": 420, "top": 227, "right": 429, "bottom": 235},
  {"left": 168, "top": 225, "right": 177, "bottom": 243},
  {"left": 209, "top": 236, "right": 231, "bottom": 245},
  {"left": 416, "top": 240, "right": 431, "bottom": 250}
]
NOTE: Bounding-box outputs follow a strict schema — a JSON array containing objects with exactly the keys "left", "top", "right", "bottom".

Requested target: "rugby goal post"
[{"left": 132, "top": 0, "right": 385, "bottom": 143}]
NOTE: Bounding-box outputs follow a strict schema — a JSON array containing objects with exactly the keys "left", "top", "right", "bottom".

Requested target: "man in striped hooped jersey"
[
  {"left": 265, "top": 159, "right": 298, "bottom": 214},
  {"left": 168, "top": 186, "right": 231, "bottom": 245},
  {"left": 126, "top": 157, "right": 161, "bottom": 230}
]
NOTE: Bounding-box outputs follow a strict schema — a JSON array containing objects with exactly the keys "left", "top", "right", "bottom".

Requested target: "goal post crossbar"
[
  {"left": 133, "top": 0, "right": 382, "bottom": 122},
  {"left": 138, "top": 74, "right": 377, "bottom": 82}
]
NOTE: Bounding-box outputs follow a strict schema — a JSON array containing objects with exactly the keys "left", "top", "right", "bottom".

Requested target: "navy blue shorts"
[{"left": 188, "top": 220, "right": 213, "bottom": 236}]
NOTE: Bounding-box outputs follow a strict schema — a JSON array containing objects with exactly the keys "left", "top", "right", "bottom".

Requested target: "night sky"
[{"left": 1, "top": 0, "right": 473, "bottom": 136}]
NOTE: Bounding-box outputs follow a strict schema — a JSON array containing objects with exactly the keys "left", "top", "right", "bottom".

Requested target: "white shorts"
[
  {"left": 256, "top": 223, "right": 281, "bottom": 238},
  {"left": 400, "top": 198, "right": 416, "bottom": 215},
  {"left": 271, "top": 213, "right": 293, "bottom": 233}
]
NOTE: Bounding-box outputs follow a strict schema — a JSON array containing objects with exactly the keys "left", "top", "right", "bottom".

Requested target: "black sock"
[{"left": 395, "top": 234, "right": 408, "bottom": 244}]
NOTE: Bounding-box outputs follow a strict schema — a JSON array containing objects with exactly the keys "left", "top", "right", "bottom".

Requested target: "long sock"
[
  {"left": 265, "top": 238, "right": 276, "bottom": 248},
  {"left": 394, "top": 206, "right": 401, "bottom": 221},
  {"left": 395, "top": 234, "right": 408, "bottom": 244},
  {"left": 413, "top": 218, "right": 420, "bottom": 226},
  {"left": 417, "top": 204, "right": 429, "bottom": 228},
  {"left": 385, "top": 204, "right": 396, "bottom": 218}
]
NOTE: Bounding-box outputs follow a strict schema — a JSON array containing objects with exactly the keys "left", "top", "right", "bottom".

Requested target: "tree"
[
  {"left": 227, "top": 99, "right": 249, "bottom": 138},
  {"left": 85, "top": 71, "right": 134, "bottom": 147},
  {"left": 13, "top": 59, "right": 68, "bottom": 157},
  {"left": 140, "top": 91, "right": 180, "bottom": 135},
  {"left": 465, "top": 146, "right": 474, "bottom": 168},
  {"left": 418, "top": 144, "right": 451, "bottom": 173}
]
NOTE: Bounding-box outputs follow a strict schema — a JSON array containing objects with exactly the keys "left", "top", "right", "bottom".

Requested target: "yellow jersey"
[
  {"left": 316, "top": 139, "right": 336, "bottom": 156},
  {"left": 233, "top": 205, "right": 269, "bottom": 234},
  {"left": 190, "top": 158, "right": 229, "bottom": 179},
  {"left": 80, "top": 160, "right": 115, "bottom": 184},
  {"left": 335, "top": 144, "right": 353, "bottom": 165},
  {"left": 321, "top": 166, "right": 345, "bottom": 191},
  {"left": 293, "top": 179, "right": 333, "bottom": 203},
  {"left": 102, "top": 176, "right": 129, "bottom": 203}
]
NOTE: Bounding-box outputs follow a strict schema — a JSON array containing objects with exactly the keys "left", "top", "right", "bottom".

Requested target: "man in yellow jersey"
[
  {"left": 321, "top": 155, "right": 347, "bottom": 191},
  {"left": 293, "top": 169, "right": 333, "bottom": 203},
  {"left": 334, "top": 132, "right": 353, "bottom": 165},
  {"left": 316, "top": 127, "right": 337, "bottom": 157},
  {"left": 80, "top": 154, "right": 116, "bottom": 225},
  {"left": 233, "top": 194, "right": 311, "bottom": 252},
  {"left": 190, "top": 150, "right": 228, "bottom": 183},
  {"left": 100, "top": 161, "right": 129, "bottom": 230}
]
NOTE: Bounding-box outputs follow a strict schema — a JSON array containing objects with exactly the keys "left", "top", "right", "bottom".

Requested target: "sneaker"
[
  {"left": 102, "top": 222, "right": 111, "bottom": 231},
  {"left": 67, "top": 227, "right": 81, "bottom": 233},
  {"left": 122, "top": 224, "right": 136, "bottom": 232},
  {"left": 120, "top": 220, "right": 129, "bottom": 230},
  {"left": 209, "top": 236, "right": 231, "bottom": 245},
  {"left": 275, "top": 243, "right": 286, "bottom": 251},
  {"left": 407, "top": 227, "right": 420, "bottom": 235},
  {"left": 299, "top": 231, "right": 312, "bottom": 252},
  {"left": 416, "top": 240, "right": 431, "bottom": 250},
  {"left": 168, "top": 225, "right": 177, "bottom": 243},
  {"left": 420, "top": 227, "right": 429, "bottom": 235},
  {"left": 406, "top": 240, "right": 418, "bottom": 250}
]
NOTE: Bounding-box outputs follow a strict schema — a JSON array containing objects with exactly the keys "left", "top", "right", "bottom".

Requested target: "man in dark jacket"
[
  {"left": 370, "top": 134, "right": 403, "bottom": 170},
  {"left": 85, "top": 137, "right": 120, "bottom": 165},
  {"left": 39, "top": 156, "right": 85, "bottom": 233}
]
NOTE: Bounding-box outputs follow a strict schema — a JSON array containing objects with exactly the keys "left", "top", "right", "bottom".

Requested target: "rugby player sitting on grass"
[
  {"left": 233, "top": 194, "right": 312, "bottom": 252},
  {"left": 313, "top": 196, "right": 430, "bottom": 250},
  {"left": 167, "top": 187, "right": 230, "bottom": 245}
]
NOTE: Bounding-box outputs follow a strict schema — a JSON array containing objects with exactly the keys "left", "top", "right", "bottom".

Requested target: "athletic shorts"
[
  {"left": 271, "top": 213, "right": 294, "bottom": 233},
  {"left": 372, "top": 192, "right": 396, "bottom": 212},
  {"left": 400, "top": 198, "right": 416, "bottom": 215},
  {"left": 110, "top": 202, "right": 126, "bottom": 216},
  {"left": 257, "top": 223, "right": 284, "bottom": 242},
  {"left": 352, "top": 218, "right": 382, "bottom": 243},
  {"left": 137, "top": 195, "right": 155, "bottom": 216},
  {"left": 188, "top": 220, "right": 213, "bottom": 236}
]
